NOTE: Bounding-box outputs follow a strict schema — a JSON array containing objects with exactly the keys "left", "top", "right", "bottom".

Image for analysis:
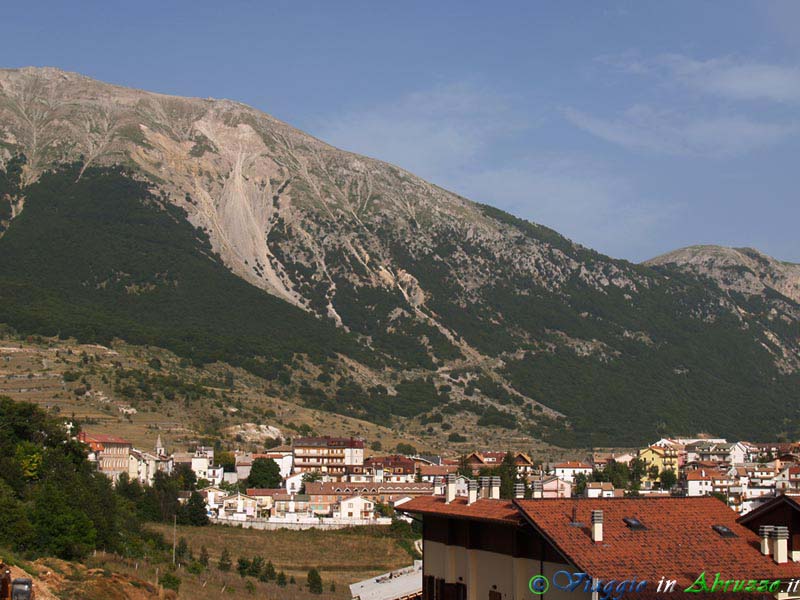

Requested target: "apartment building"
[
  {"left": 401, "top": 493, "right": 800, "bottom": 600},
  {"left": 305, "top": 481, "right": 434, "bottom": 514},
  {"left": 363, "top": 454, "right": 417, "bottom": 482},
  {"left": 292, "top": 436, "right": 364, "bottom": 477},
  {"left": 553, "top": 461, "right": 592, "bottom": 485},
  {"left": 78, "top": 432, "right": 132, "bottom": 481}
]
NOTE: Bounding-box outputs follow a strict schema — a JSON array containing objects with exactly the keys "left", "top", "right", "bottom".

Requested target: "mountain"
[
  {"left": 0, "top": 67, "right": 798, "bottom": 447},
  {"left": 647, "top": 245, "right": 800, "bottom": 305}
]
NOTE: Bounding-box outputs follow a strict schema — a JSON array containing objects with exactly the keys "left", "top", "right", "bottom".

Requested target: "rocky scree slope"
[{"left": 0, "top": 67, "right": 798, "bottom": 446}]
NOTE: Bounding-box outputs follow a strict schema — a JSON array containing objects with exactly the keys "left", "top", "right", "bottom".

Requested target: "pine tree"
[
  {"left": 175, "top": 537, "right": 189, "bottom": 563},
  {"left": 259, "top": 560, "right": 276, "bottom": 582},
  {"left": 307, "top": 568, "right": 323, "bottom": 594},
  {"left": 199, "top": 546, "right": 209, "bottom": 567},
  {"left": 277, "top": 571, "right": 287, "bottom": 587},
  {"left": 218, "top": 548, "right": 232, "bottom": 571},
  {"left": 184, "top": 491, "right": 209, "bottom": 526},
  {"left": 237, "top": 557, "right": 250, "bottom": 578},
  {"left": 248, "top": 556, "right": 263, "bottom": 577}
]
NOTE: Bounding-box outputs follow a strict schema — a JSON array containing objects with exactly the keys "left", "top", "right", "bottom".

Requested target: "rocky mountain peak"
[{"left": 646, "top": 244, "right": 800, "bottom": 305}]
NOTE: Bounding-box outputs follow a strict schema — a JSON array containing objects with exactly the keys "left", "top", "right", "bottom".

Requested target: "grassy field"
[
  {"left": 0, "top": 333, "right": 428, "bottom": 454},
  {"left": 140, "top": 523, "right": 415, "bottom": 598}
]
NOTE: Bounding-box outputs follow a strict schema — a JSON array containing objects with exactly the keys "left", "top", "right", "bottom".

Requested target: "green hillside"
[
  {"left": 0, "top": 160, "right": 367, "bottom": 381},
  {"left": 1, "top": 158, "right": 799, "bottom": 447}
]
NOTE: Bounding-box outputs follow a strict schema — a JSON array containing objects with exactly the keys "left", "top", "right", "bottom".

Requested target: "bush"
[
  {"left": 159, "top": 571, "right": 181, "bottom": 592},
  {"left": 307, "top": 568, "right": 323, "bottom": 594},
  {"left": 218, "top": 548, "right": 232, "bottom": 571}
]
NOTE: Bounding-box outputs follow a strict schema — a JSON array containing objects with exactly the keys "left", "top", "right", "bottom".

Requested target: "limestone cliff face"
[
  {"left": 0, "top": 67, "right": 648, "bottom": 360},
  {"left": 1, "top": 67, "right": 798, "bottom": 445},
  {"left": 647, "top": 245, "right": 800, "bottom": 305},
  {"left": 647, "top": 245, "right": 800, "bottom": 373}
]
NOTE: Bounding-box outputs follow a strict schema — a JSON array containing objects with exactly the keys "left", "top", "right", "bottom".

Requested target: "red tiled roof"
[
  {"left": 78, "top": 432, "right": 131, "bottom": 445},
  {"left": 554, "top": 461, "right": 591, "bottom": 469},
  {"left": 514, "top": 497, "right": 798, "bottom": 584},
  {"left": 685, "top": 469, "right": 727, "bottom": 481},
  {"left": 245, "top": 488, "right": 283, "bottom": 497},
  {"left": 419, "top": 465, "right": 457, "bottom": 476},
  {"left": 292, "top": 436, "right": 364, "bottom": 449},
  {"left": 305, "top": 482, "right": 434, "bottom": 496},
  {"left": 399, "top": 496, "right": 522, "bottom": 525}
]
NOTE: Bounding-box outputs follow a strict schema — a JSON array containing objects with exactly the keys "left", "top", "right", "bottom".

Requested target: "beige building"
[
  {"left": 401, "top": 493, "right": 800, "bottom": 600},
  {"left": 292, "top": 436, "right": 364, "bottom": 477},
  {"left": 78, "top": 432, "right": 132, "bottom": 481}
]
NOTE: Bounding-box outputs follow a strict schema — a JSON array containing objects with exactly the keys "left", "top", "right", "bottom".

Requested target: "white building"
[
  {"left": 334, "top": 495, "right": 376, "bottom": 521},
  {"left": 553, "top": 461, "right": 592, "bottom": 484},
  {"left": 583, "top": 482, "right": 619, "bottom": 498},
  {"left": 285, "top": 472, "right": 304, "bottom": 494}
]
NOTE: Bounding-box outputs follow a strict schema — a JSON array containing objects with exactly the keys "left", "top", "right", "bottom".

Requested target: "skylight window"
[
  {"left": 623, "top": 517, "right": 647, "bottom": 530},
  {"left": 712, "top": 524, "right": 737, "bottom": 538}
]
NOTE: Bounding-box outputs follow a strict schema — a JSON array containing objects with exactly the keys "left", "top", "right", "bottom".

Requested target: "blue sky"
[{"left": 2, "top": 1, "right": 799, "bottom": 262}]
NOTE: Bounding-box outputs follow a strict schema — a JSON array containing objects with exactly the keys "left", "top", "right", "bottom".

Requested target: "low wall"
[{"left": 210, "top": 516, "right": 392, "bottom": 530}]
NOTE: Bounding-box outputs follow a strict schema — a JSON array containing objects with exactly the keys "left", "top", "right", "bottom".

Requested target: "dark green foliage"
[
  {"left": 237, "top": 557, "right": 250, "bottom": 577},
  {"left": 199, "top": 545, "right": 209, "bottom": 566},
  {"left": 175, "top": 537, "right": 189, "bottom": 563},
  {"left": 259, "top": 560, "right": 276, "bottom": 582},
  {"left": 179, "top": 492, "right": 209, "bottom": 526},
  {"left": 1, "top": 159, "right": 798, "bottom": 447},
  {"left": 0, "top": 162, "right": 368, "bottom": 380},
  {"left": 246, "top": 458, "right": 282, "bottom": 489},
  {"left": 159, "top": 571, "right": 181, "bottom": 592},
  {"left": 307, "top": 568, "right": 323, "bottom": 594},
  {"left": 218, "top": 548, "right": 232, "bottom": 571},
  {"left": 0, "top": 396, "right": 149, "bottom": 560},
  {"left": 247, "top": 556, "right": 264, "bottom": 577},
  {"left": 0, "top": 155, "right": 25, "bottom": 234},
  {"left": 659, "top": 469, "right": 678, "bottom": 489},
  {"left": 395, "top": 443, "right": 417, "bottom": 455},
  {"left": 276, "top": 571, "right": 287, "bottom": 587}
]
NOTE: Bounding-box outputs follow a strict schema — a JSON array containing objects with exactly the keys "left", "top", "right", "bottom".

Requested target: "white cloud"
[
  {"left": 449, "top": 155, "right": 680, "bottom": 260},
  {"left": 599, "top": 52, "right": 800, "bottom": 104},
  {"left": 314, "top": 83, "right": 681, "bottom": 260},
  {"left": 658, "top": 54, "right": 800, "bottom": 103},
  {"left": 312, "top": 83, "right": 527, "bottom": 182},
  {"left": 563, "top": 104, "right": 795, "bottom": 158}
]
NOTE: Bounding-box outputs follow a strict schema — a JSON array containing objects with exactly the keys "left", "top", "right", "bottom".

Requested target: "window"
[
  {"left": 712, "top": 525, "right": 737, "bottom": 538},
  {"left": 623, "top": 517, "right": 647, "bottom": 530}
]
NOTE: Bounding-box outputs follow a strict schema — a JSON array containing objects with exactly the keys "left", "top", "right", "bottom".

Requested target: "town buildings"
[
  {"left": 553, "top": 461, "right": 592, "bottom": 484},
  {"left": 292, "top": 436, "right": 365, "bottom": 477},
  {"left": 77, "top": 432, "right": 133, "bottom": 481},
  {"left": 638, "top": 444, "right": 679, "bottom": 488},
  {"left": 464, "top": 452, "right": 535, "bottom": 478},
  {"left": 400, "top": 487, "right": 800, "bottom": 600}
]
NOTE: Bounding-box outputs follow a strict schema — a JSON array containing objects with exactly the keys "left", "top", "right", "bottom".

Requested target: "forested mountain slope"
[{"left": 1, "top": 67, "right": 798, "bottom": 446}]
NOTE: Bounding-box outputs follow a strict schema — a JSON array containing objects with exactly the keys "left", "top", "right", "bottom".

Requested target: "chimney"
[
  {"left": 532, "top": 480, "right": 543, "bottom": 499},
  {"left": 433, "top": 476, "right": 445, "bottom": 496},
  {"left": 479, "top": 476, "right": 491, "bottom": 499},
  {"left": 490, "top": 476, "right": 501, "bottom": 500},
  {"left": 759, "top": 525, "right": 774, "bottom": 556},
  {"left": 467, "top": 480, "right": 479, "bottom": 505},
  {"left": 514, "top": 482, "right": 526, "bottom": 499},
  {"left": 772, "top": 526, "right": 789, "bottom": 564},
  {"left": 445, "top": 474, "right": 457, "bottom": 504},
  {"left": 591, "top": 509, "right": 604, "bottom": 543}
]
